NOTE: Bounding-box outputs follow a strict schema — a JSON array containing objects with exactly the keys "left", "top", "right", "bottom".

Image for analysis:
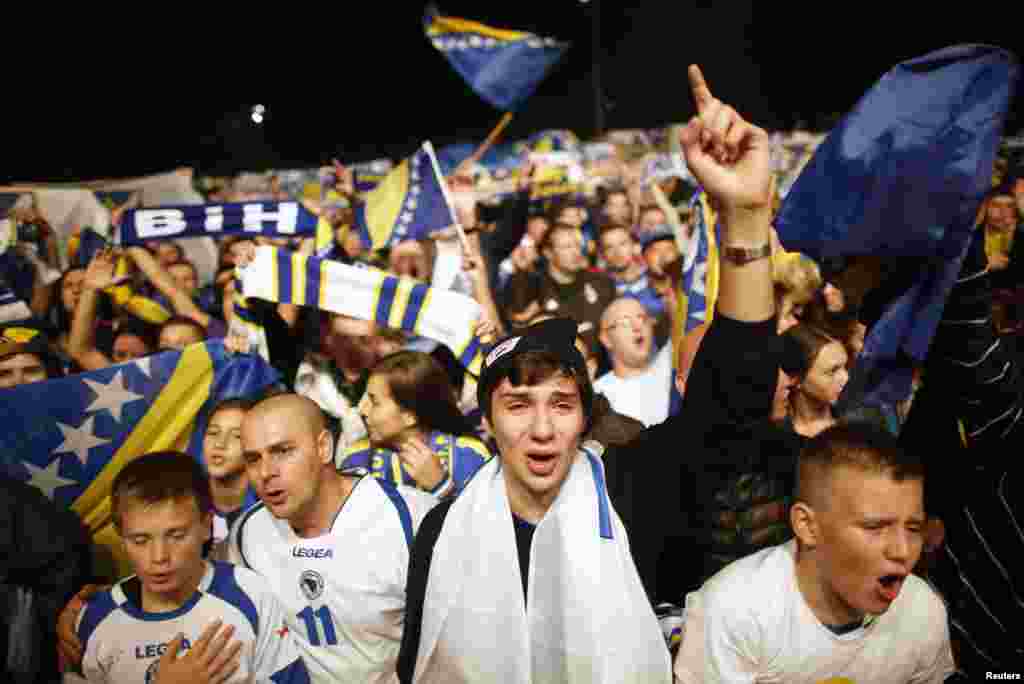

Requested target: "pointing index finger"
[{"left": 688, "top": 65, "right": 713, "bottom": 114}]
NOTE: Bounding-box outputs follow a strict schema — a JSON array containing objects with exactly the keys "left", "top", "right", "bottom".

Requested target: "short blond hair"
[{"left": 773, "top": 252, "right": 822, "bottom": 306}]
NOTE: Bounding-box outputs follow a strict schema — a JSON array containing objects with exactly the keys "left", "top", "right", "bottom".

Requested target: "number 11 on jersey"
[{"left": 298, "top": 606, "right": 338, "bottom": 646}]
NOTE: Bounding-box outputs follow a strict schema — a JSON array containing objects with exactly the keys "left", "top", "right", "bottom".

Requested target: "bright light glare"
[{"left": 251, "top": 112, "right": 264, "bottom": 124}]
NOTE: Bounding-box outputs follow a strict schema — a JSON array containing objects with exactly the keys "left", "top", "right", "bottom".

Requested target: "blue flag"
[
  {"left": 0, "top": 341, "right": 279, "bottom": 575},
  {"left": 774, "top": 44, "right": 1019, "bottom": 413},
  {"left": 424, "top": 6, "right": 569, "bottom": 112},
  {"left": 679, "top": 189, "right": 720, "bottom": 334},
  {"left": 69, "top": 227, "right": 111, "bottom": 268},
  {"left": 354, "top": 142, "right": 456, "bottom": 250},
  {"left": 119, "top": 201, "right": 320, "bottom": 246}
]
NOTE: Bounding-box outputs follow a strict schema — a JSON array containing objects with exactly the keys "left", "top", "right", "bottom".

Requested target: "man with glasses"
[{"left": 595, "top": 296, "right": 674, "bottom": 427}]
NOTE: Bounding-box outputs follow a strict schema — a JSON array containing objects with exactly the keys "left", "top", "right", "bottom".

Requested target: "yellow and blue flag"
[
  {"left": 354, "top": 142, "right": 456, "bottom": 251},
  {"left": 678, "top": 189, "right": 720, "bottom": 334},
  {"left": 424, "top": 5, "right": 569, "bottom": 112},
  {"left": 775, "top": 44, "right": 1018, "bottom": 411},
  {"left": 0, "top": 341, "right": 280, "bottom": 577}
]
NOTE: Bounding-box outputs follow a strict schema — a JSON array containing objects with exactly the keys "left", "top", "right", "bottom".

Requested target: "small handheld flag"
[{"left": 353, "top": 142, "right": 457, "bottom": 251}]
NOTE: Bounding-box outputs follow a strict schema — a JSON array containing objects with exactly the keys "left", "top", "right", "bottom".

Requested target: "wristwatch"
[{"left": 721, "top": 243, "right": 771, "bottom": 265}]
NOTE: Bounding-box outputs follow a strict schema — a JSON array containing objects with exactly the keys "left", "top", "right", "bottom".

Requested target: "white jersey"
[
  {"left": 673, "top": 540, "right": 956, "bottom": 683},
  {"left": 594, "top": 343, "right": 673, "bottom": 427},
  {"left": 76, "top": 560, "right": 308, "bottom": 684},
  {"left": 228, "top": 475, "right": 437, "bottom": 684}
]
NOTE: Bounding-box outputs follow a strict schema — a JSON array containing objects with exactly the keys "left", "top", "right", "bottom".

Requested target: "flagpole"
[
  {"left": 424, "top": 140, "right": 471, "bottom": 253},
  {"left": 457, "top": 111, "right": 514, "bottom": 175}
]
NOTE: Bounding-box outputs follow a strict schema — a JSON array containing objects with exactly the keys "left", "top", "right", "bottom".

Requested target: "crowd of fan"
[{"left": 2, "top": 66, "right": 1024, "bottom": 682}]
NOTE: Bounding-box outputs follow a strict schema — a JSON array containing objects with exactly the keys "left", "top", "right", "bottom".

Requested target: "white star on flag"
[
  {"left": 406, "top": 198, "right": 418, "bottom": 211},
  {"left": 134, "top": 357, "right": 151, "bottom": 378},
  {"left": 410, "top": 185, "right": 421, "bottom": 196},
  {"left": 401, "top": 211, "right": 414, "bottom": 223},
  {"left": 692, "top": 262, "right": 708, "bottom": 296},
  {"left": 83, "top": 370, "right": 144, "bottom": 422},
  {"left": 54, "top": 416, "right": 111, "bottom": 466},
  {"left": 25, "top": 457, "right": 78, "bottom": 500}
]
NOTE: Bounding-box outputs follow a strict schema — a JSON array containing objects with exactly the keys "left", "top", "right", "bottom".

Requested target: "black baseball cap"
[
  {"left": 477, "top": 317, "right": 593, "bottom": 421},
  {"left": 0, "top": 321, "right": 63, "bottom": 379}
]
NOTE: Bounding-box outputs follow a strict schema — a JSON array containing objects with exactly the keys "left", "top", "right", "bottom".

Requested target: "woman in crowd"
[
  {"left": 783, "top": 323, "right": 850, "bottom": 438},
  {"left": 341, "top": 350, "right": 491, "bottom": 498}
]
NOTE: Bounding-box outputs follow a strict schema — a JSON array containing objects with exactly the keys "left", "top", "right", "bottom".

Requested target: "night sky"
[{"left": 5, "top": 3, "right": 1020, "bottom": 184}]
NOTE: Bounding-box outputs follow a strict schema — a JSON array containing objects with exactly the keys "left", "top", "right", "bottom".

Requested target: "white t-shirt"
[
  {"left": 293, "top": 357, "right": 368, "bottom": 455},
  {"left": 594, "top": 343, "right": 673, "bottom": 427},
  {"left": 228, "top": 476, "right": 437, "bottom": 684},
  {"left": 77, "top": 561, "right": 308, "bottom": 684},
  {"left": 673, "top": 540, "right": 956, "bottom": 684}
]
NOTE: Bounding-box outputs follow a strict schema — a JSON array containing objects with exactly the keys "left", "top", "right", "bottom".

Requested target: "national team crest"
[{"left": 300, "top": 569, "right": 325, "bottom": 601}]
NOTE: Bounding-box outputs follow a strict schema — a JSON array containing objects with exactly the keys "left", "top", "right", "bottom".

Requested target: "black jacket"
[
  {"left": 603, "top": 314, "right": 801, "bottom": 605},
  {"left": 0, "top": 477, "right": 92, "bottom": 684}
]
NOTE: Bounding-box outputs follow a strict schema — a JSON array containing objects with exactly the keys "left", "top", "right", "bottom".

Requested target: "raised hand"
[
  {"left": 678, "top": 65, "right": 772, "bottom": 217},
  {"left": 83, "top": 249, "right": 129, "bottom": 291},
  {"left": 474, "top": 315, "right": 500, "bottom": 344},
  {"left": 232, "top": 241, "right": 257, "bottom": 269}
]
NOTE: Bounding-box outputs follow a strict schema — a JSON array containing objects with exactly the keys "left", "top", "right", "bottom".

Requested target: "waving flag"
[
  {"left": 424, "top": 5, "right": 569, "bottom": 112},
  {"left": 679, "top": 190, "right": 720, "bottom": 334},
  {"left": 354, "top": 142, "right": 456, "bottom": 251},
  {"left": 0, "top": 341, "right": 280, "bottom": 577},
  {"left": 119, "top": 201, "right": 320, "bottom": 246},
  {"left": 774, "top": 45, "right": 1018, "bottom": 412},
  {"left": 239, "top": 245, "right": 485, "bottom": 374}
]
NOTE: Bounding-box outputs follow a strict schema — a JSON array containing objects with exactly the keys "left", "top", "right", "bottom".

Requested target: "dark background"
[{"left": 4, "top": 2, "right": 1021, "bottom": 183}]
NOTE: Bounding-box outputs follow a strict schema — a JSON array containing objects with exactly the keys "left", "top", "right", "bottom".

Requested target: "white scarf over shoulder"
[{"left": 413, "top": 443, "right": 671, "bottom": 683}]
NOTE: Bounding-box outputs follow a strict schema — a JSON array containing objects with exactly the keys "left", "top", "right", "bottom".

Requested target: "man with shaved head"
[
  {"left": 226, "top": 392, "right": 437, "bottom": 683},
  {"left": 56, "top": 394, "right": 437, "bottom": 683},
  {"left": 593, "top": 296, "right": 675, "bottom": 427}
]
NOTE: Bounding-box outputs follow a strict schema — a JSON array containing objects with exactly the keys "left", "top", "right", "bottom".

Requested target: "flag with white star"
[
  {"left": 353, "top": 142, "right": 456, "bottom": 251},
  {"left": 424, "top": 5, "right": 569, "bottom": 112},
  {"left": 0, "top": 340, "right": 279, "bottom": 572}
]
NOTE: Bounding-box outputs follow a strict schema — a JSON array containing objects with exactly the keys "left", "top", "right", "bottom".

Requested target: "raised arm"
[
  {"left": 677, "top": 65, "right": 777, "bottom": 428},
  {"left": 126, "top": 246, "right": 211, "bottom": 329},
  {"left": 67, "top": 251, "right": 120, "bottom": 371}
]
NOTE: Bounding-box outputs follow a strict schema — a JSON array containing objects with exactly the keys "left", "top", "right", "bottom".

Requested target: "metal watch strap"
[{"left": 721, "top": 243, "right": 772, "bottom": 265}]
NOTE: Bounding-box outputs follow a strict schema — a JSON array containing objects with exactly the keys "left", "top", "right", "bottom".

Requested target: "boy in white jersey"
[
  {"left": 673, "top": 423, "right": 956, "bottom": 683},
  {"left": 230, "top": 393, "right": 437, "bottom": 684},
  {"left": 76, "top": 450, "right": 309, "bottom": 684}
]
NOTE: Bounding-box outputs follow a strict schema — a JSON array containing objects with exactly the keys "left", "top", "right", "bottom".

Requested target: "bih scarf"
[{"left": 413, "top": 444, "right": 671, "bottom": 683}]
